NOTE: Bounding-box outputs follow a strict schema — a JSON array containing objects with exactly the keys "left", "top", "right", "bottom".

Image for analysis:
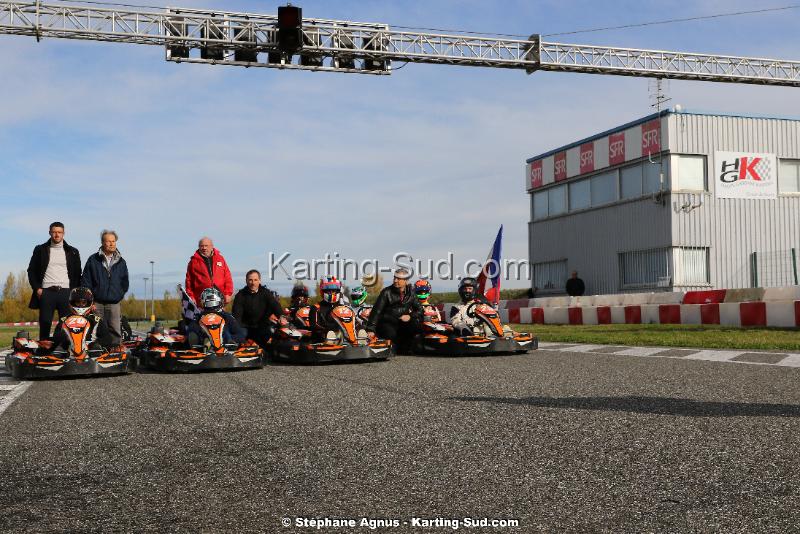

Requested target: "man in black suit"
[{"left": 27, "top": 222, "right": 82, "bottom": 339}]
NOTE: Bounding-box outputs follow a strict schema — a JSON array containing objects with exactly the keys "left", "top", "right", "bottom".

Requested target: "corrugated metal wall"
[
  {"left": 528, "top": 112, "right": 800, "bottom": 294},
  {"left": 529, "top": 198, "right": 672, "bottom": 295},
  {"left": 669, "top": 113, "right": 800, "bottom": 290}
]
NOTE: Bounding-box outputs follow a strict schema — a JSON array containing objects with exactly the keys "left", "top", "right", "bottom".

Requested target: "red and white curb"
[
  {"left": 0, "top": 350, "right": 31, "bottom": 417},
  {"left": 538, "top": 342, "right": 800, "bottom": 368}
]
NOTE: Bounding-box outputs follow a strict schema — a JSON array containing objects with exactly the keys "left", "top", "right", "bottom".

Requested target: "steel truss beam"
[{"left": 1, "top": 0, "right": 798, "bottom": 85}]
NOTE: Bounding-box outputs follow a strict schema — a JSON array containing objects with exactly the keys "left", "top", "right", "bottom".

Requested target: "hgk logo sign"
[
  {"left": 719, "top": 156, "right": 764, "bottom": 182},
  {"left": 609, "top": 132, "right": 625, "bottom": 165},
  {"left": 529, "top": 160, "right": 543, "bottom": 189},
  {"left": 714, "top": 151, "right": 777, "bottom": 199},
  {"left": 554, "top": 152, "right": 567, "bottom": 181},
  {"left": 580, "top": 142, "right": 594, "bottom": 174}
]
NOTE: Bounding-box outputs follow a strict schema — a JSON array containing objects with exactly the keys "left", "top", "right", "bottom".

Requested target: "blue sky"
[{"left": 2, "top": 0, "right": 799, "bottom": 297}]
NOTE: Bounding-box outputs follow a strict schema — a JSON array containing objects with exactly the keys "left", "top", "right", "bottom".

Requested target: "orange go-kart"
[
  {"left": 5, "top": 316, "right": 133, "bottom": 379},
  {"left": 136, "top": 313, "right": 264, "bottom": 372},
  {"left": 417, "top": 300, "right": 537, "bottom": 356},
  {"left": 270, "top": 304, "right": 392, "bottom": 363}
]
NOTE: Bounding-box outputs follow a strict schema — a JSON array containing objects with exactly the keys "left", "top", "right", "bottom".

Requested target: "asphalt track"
[{"left": 1, "top": 349, "right": 799, "bottom": 533}]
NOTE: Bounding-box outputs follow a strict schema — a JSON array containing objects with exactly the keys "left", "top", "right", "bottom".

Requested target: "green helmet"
[{"left": 350, "top": 285, "right": 368, "bottom": 306}]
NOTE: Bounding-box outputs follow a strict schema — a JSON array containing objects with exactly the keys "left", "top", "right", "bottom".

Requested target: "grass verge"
[{"left": 514, "top": 323, "right": 800, "bottom": 351}]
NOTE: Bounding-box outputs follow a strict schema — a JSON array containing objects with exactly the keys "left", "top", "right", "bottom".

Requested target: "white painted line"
[
  {"left": 538, "top": 342, "right": 579, "bottom": 349},
  {"left": 0, "top": 384, "right": 20, "bottom": 391},
  {"left": 616, "top": 347, "right": 670, "bottom": 357},
  {"left": 685, "top": 350, "right": 743, "bottom": 362},
  {"left": 0, "top": 382, "right": 32, "bottom": 417},
  {"left": 778, "top": 355, "right": 800, "bottom": 368},
  {"left": 568, "top": 344, "right": 611, "bottom": 353}
]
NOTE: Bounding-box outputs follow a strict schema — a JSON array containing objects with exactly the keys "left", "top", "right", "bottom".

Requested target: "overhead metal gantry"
[{"left": 1, "top": 0, "right": 799, "bottom": 86}]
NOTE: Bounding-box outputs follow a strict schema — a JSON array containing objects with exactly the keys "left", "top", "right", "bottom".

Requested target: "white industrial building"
[{"left": 526, "top": 109, "right": 800, "bottom": 295}]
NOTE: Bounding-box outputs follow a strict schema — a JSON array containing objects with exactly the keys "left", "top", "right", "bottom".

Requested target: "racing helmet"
[
  {"left": 69, "top": 287, "right": 94, "bottom": 316},
  {"left": 320, "top": 276, "right": 342, "bottom": 304},
  {"left": 199, "top": 287, "right": 224, "bottom": 312},
  {"left": 350, "top": 285, "right": 368, "bottom": 307},
  {"left": 458, "top": 277, "right": 478, "bottom": 302},
  {"left": 414, "top": 280, "right": 431, "bottom": 301},
  {"left": 291, "top": 283, "right": 309, "bottom": 305}
]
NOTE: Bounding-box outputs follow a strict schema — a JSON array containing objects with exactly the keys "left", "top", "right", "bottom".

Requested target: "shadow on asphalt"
[{"left": 450, "top": 395, "right": 800, "bottom": 417}]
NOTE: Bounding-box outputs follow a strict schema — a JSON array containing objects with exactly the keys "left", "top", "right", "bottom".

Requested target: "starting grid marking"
[
  {"left": 0, "top": 349, "right": 31, "bottom": 417},
  {"left": 538, "top": 342, "right": 800, "bottom": 368}
]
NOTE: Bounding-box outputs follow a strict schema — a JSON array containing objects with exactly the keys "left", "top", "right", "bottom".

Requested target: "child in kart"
[
  {"left": 414, "top": 280, "right": 443, "bottom": 323},
  {"left": 449, "top": 277, "right": 493, "bottom": 335},
  {"left": 186, "top": 287, "right": 247, "bottom": 345},
  {"left": 285, "top": 283, "right": 311, "bottom": 328},
  {"left": 50, "top": 287, "right": 113, "bottom": 350},
  {"left": 349, "top": 285, "right": 371, "bottom": 328},
  {"left": 308, "top": 276, "right": 349, "bottom": 342}
]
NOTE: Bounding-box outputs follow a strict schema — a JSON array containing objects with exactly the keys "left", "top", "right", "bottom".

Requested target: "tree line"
[{"left": 0, "top": 271, "right": 183, "bottom": 322}]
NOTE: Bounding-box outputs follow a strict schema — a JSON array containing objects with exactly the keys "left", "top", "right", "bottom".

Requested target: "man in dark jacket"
[
  {"left": 232, "top": 270, "right": 284, "bottom": 349},
  {"left": 565, "top": 271, "right": 586, "bottom": 297},
  {"left": 27, "top": 222, "right": 82, "bottom": 340},
  {"left": 81, "top": 230, "right": 129, "bottom": 344},
  {"left": 365, "top": 269, "right": 423, "bottom": 353}
]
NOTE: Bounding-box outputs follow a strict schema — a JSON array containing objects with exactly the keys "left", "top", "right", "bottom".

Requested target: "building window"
[
  {"left": 673, "top": 247, "right": 710, "bottom": 286},
  {"left": 533, "top": 259, "right": 567, "bottom": 292},
  {"left": 591, "top": 170, "right": 618, "bottom": 206},
  {"left": 548, "top": 185, "right": 567, "bottom": 216},
  {"left": 533, "top": 191, "right": 548, "bottom": 220},
  {"left": 620, "top": 247, "right": 670, "bottom": 289},
  {"left": 779, "top": 159, "right": 800, "bottom": 193},
  {"left": 643, "top": 159, "right": 668, "bottom": 194},
  {"left": 620, "top": 164, "right": 643, "bottom": 199},
  {"left": 674, "top": 155, "right": 707, "bottom": 191},
  {"left": 569, "top": 179, "right": 590, "bottom": 211}
]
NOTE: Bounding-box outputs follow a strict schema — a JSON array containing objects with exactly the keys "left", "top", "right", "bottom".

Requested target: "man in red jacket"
[{"left": 185, "top": 237, "right": 234, "bottom": 305}]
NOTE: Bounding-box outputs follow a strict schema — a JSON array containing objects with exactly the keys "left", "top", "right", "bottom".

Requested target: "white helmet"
[{"left": 199, "top": 287, "right": 224, "bottom": 312}]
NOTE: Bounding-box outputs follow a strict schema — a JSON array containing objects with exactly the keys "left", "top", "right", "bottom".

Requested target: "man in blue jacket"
[{"left": 81, "top": 230, "right": 129, "bottom": 345}]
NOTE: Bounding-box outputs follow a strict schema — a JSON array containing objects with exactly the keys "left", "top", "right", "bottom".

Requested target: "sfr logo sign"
[
  {"left": 609, "top": 132, "right": 625, "bottom": 165},
  {"left": 554, "top": 152, "right": 567, "bottom": 181},
  {"left": 529, "top": 160, "right": 543, "bottom": 189},
  {"left": 580, "top": 142, "right": 594, "bottom": 174},
  {"left": 642, "top": 120, "right": 661, "bottom": 156}
]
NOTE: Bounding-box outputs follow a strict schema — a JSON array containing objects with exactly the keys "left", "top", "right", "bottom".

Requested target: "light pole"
[
  {"left": 150, "top": 260, "right": 155, "bottom": 322},
  {"left": 143, "top": 277, "right": 149, "bottom": 320}
]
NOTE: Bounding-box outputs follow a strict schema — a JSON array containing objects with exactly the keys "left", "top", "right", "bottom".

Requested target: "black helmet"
[
  {"left": 458, "top": 277, "right": 477, "bottom": 302},
  {"left": 69, "top": 287, "right": 94, "bottom": 316},
  {"left": 291, "top": 284, "right": 309, "bottom": 299}
]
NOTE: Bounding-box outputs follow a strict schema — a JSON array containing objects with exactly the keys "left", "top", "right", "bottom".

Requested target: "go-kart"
[
  {"left": 416, "top": 300, "right": 537, "bottom": 356},
  {"left": 136, "top": 313, "right": 264, "bottom": 372},
  {"left": 5, "top": 317, "right": 133, "bottom": 379},
  {"left": 271, "top": 304, "right": 392, "bottom": 363},
  {"left": 120, "top": 317, "right": 145, "bottom": 352}
]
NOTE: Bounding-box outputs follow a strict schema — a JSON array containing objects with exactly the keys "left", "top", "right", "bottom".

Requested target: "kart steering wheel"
[{"left": 465, "top": 301, "right": 480, "bottom": 318}]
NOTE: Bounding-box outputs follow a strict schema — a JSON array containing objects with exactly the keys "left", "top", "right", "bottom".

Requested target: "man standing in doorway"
[
  {"left": 27, "top": 222, "right": 82, "bottom": 340},
  {"left": 566, "top": 271, "right": 586, "bottom": 297},
  {"left": 81, "top": 230, "right": 129, "bottom": 345},
  {"left": 185, "top": 236, "right": 234, "bottom": 305}
]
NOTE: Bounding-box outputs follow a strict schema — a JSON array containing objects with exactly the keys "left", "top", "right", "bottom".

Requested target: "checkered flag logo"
[
  {"left": 178, "top": 284, "right": 201, "bottom": 321},
  {"left": 755, "top": 158, "right": 772, "bottom": 181}
]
